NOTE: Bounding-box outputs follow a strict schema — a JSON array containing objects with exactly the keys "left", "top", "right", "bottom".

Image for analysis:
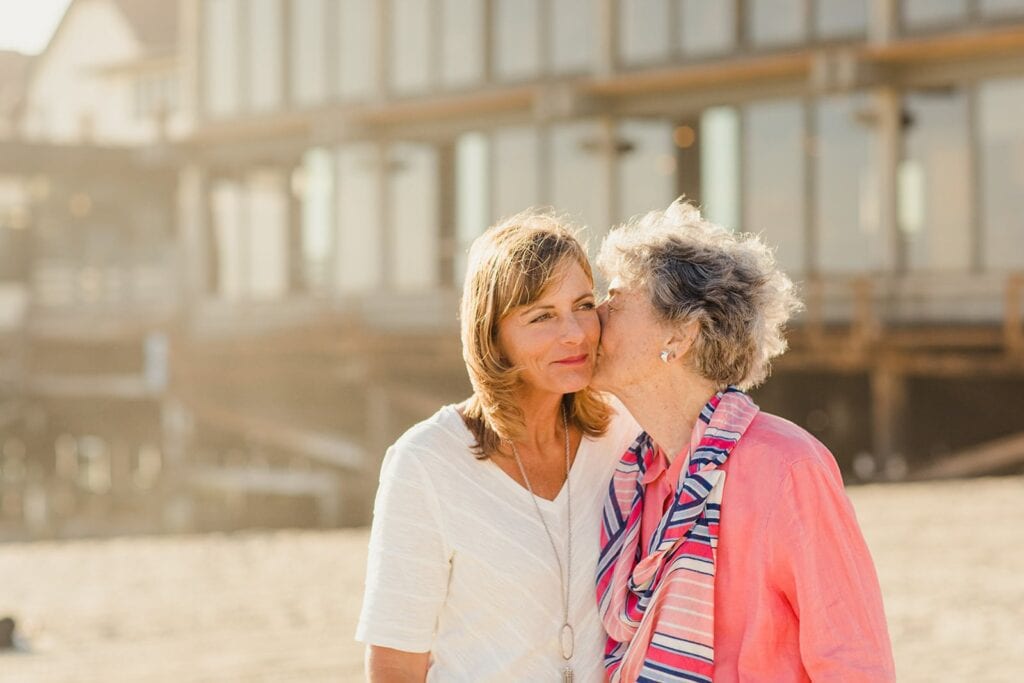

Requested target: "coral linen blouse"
[{"left": 635, "top": 412, "right": 896, "bottom": 682}]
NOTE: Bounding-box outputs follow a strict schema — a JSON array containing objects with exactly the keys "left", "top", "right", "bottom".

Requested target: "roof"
[{"left": 110, "top": 0, "right": 178, "bottom": 51}]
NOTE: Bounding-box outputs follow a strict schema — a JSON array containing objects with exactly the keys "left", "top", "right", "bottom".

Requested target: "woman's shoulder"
[
  {"left": 383, "top": 404, "right": 475, "bottom": 474},
  {"left": 738, "top": 411, "right": 841, "bottom": 479}
]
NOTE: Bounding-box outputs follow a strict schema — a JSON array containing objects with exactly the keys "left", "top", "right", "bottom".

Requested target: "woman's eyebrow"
[{"left": 521, "top": 292, "right": 595, "bottom": 315}]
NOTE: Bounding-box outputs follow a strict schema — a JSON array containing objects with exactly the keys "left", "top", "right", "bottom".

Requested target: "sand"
[{"left": 2, "top": 476, "right": 1022, "bottom": 682}]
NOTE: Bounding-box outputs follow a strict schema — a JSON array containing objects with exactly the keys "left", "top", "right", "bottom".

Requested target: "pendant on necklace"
[
  {"left": 560, "top": 622, "right": 574, "bottom": 659},
  {"left": 562, "top": 665, "right": 574, "bottom": 682}
]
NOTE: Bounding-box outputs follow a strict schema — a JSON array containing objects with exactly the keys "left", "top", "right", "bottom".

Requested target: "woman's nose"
[{"left": 562, "top": 313, "right": 586, "bottom": 343}]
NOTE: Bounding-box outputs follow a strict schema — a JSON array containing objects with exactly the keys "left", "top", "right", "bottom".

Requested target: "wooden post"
[
  {"left": 1005, "top": 273, "right": 1024, "bottom": 356},
  {"left": 870, "top": 363, "right": 907, "bottom": 479}
]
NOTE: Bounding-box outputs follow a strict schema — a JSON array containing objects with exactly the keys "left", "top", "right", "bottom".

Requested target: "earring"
[{"left": 660, "top": 350, "right": 672, "bottom": 364}]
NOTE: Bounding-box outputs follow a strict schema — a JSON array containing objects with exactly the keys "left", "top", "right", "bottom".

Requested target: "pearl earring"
[{"left": 660, "top": 350, "right": 672, "bottom": 363}]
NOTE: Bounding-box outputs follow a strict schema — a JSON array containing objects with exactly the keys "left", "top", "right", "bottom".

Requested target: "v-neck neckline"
[{"left": 444, "top": 404, "right": 589, "bottom": 507}]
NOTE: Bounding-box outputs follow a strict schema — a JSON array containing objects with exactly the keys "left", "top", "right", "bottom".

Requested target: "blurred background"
[{"left": 0, "top": 0, "right": 1022, "bottom": 680}]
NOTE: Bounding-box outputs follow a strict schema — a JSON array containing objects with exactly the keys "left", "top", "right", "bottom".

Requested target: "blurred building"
[{"left": 2, "top": 0, "right": 1024, "bottom": 537}]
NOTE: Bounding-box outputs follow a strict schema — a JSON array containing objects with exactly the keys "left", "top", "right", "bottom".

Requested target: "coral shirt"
[{"left": 635, "top": 412, "right": 895, "bottom": 682}]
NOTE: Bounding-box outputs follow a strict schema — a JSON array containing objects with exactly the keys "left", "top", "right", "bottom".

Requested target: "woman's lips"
[{"left": 554, "top": 354, "right": 589, "bottom": 366}]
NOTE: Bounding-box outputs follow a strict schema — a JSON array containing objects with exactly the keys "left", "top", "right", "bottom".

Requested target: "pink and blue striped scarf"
[{"left": 597, "top": 387, "right": 759, "bottom": 682}]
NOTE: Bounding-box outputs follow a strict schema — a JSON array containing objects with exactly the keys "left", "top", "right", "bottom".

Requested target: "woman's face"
[
  {"left": 592, "top": 277, "right": 668, "bottom": 395},
  {"left": 496, "top": 261, "right": 600, "bottom": 400}
]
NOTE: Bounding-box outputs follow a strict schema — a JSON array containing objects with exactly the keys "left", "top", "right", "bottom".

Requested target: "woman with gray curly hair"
[{"left": 593, "top": 200, "right": 894, "bottom": 682}]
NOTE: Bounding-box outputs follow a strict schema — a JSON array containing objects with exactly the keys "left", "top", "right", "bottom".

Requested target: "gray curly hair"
[{"left": 597, "top": 198, "right": 802, "bottom": 390}]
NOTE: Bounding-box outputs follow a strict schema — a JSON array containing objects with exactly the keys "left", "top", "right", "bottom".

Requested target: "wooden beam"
[
  {"left": 186, "top": 398, "right": 366, "bottom": 470},
  {"left": 190, "top": 465, "right": 338, "bottom": 497},
  {"left": 914, "top": 431, "right": 1024, "bottom": 480}
]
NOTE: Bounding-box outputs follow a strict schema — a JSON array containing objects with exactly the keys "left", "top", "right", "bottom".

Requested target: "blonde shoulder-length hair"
[{"left": 459, "top": 209, "right": 611, "bottom": 459}]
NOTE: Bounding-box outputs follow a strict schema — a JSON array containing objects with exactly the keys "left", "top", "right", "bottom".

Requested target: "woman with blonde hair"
[
  {"left": 593, "top": 199, "right": 895, "bottom": 682},
  {"left": 357, "top": 210, "right": 639, "bottom": 681}
]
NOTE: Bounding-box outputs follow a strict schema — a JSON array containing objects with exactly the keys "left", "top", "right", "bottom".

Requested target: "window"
[
  {"left": 390, "top": 0, "right": 432, "bottom": 94},
  {"left": 620, "top": 0, "right": 671, "bottom": 66},
  {"left": 747, "top": 0, "right": 806, "bottom": 47},
  {"left": 901, "top": 89, "right": 971, "bottom": 271},
  {"left": 441, "top": 0, "right": 485, "bottom": 88},
  {"left": 455, "top": 132, "right": 490, "bottom": 282},
  {"left": 979, "top": 77, "right": 1024, "bottom": 270},
  {"left": 134, "top": 75, "right": 177, "bottom": 119},
  {"left": 680, "top": 0, "right": 736, "bottom": 55},
  {"left": 338, "top": 0, "right": 377, "bottom": 100},
  {"left": 901, "top": 0, "right": 968, "bottom": 29},
  {"left": 815, "top": 0, "right": 867, "bottom": 39},
  {"left": 203, "top": 0, "right": 240, "bottom": 117},
  {"left": 550, "top": 121, "right": 608, "bottom": 240},
  {"left": 336, "top": 144, "right": 383, "bottom": 292},
  {"left": 389, "top": 144, "right": 440, "bottom": 289},
  {"left": 744, "top": 100, "right": 806, "bottom": 273},
  {"left": 617, "top": 119, "right": 676, "bottom": 223},
  {"left": 492, "top": 126, "right": 541, "bottom": 220},
  {"left": 700, "top": 106, "right": 741, "bottom": 230},
  {"left": 493, "top": 0, "right": 541, "bottom": 81},
  {"left": 299, "top": 149, "right": 335, "bottom": 293},
  {"left": 247, "top": 170, "right": 289, "bottom": 299},
  {"left": 550, "top": 0, "right": 594, "bottom": 74},
  {"left": 291, "top": 0, "right": 328, "bottom": 106},
  {"left": 815, "top": 94, "right": 883, "bottom": 272},
  {"left": 248, "top": 0, "right": 282, "bottom": 111},
  {"left": 981, "top": 0, "right": 1024, "bottom": 15}
]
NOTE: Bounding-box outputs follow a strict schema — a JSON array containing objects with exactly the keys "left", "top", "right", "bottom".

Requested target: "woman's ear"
[{"left": 664, "top": 319, "right": 700, "bottom": 359}]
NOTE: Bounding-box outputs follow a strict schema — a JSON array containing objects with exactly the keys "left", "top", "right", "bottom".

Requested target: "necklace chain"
[{"left": 508, "top": 404, "right": 574, "bottom": 668}]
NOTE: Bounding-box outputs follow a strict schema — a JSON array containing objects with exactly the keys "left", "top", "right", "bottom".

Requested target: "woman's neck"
[
  {"left": 614, "top": 370, "right": 719, "bottom": 462},
  {"left": 512, "top": 389, "right": 568, "bottom": 455}
]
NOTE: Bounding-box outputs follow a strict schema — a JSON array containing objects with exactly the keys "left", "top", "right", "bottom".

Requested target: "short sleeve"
[
  {"left": 355, "top": 442, "right": 452, "bottom": 652},
  {"left": 766, "top": 453, "right": 896, "bottom": 682}
]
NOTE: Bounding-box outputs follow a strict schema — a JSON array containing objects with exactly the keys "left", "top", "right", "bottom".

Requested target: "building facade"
[{"left": 2, "top": 0, "right": 1023, "bottom": 537}]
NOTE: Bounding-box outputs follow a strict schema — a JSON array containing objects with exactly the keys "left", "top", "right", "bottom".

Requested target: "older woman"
[
  {"left": 356, "top": 210, "right": 640, "bottom": 681},
  {"left": 593, "top": 200, "right": 895, "bottom": 682}
]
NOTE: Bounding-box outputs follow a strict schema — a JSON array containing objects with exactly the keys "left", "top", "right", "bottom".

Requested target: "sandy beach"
[{"left": 2, "top": 475, "right": 1022, "bottom": 682}]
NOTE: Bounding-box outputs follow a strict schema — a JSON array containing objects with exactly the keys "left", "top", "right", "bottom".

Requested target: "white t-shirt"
[{"left": 356, "top": 401, "right": 641, "bottom": 682}]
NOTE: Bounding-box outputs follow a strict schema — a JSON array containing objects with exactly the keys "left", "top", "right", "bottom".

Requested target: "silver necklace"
[{"left": 508, "top": 404, "right": 574, "bottom": 683}]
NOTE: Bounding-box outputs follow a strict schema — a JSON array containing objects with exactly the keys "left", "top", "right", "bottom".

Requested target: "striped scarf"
[{"left": 597, "top": 387, "right": 759, "bottom": 682}]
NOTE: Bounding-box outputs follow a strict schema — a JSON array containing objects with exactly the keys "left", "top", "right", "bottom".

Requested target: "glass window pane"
[
  {"left": 680, "top": 0, "right": 736, "bottom": 56},
  {"left": 617, "top": 119, "right": 676, "bottom": 223},
  {"left": 291, "top": 0, "right": 328, "bottom": 106},
  {"left": 204, "top": 0, "right": 240, "bottom": 117},
  {"left": 391, "top": 0, "right": 432, "bottom": 94},
  {"left": 551, "top": 0, "right": 594, "bottom": 74},
  {"left": 441, "top": 0, "right": 484, "bottom": 88},
  {"left": 390, "top": 143, "right": 439, "bottom": 289},
  {"left": 981, "top": 0, "right": 1024, "bottom": 15},
  {"left": 299, "top": 149, "right": 335, "bottom": 293},
  {"left": 816, "top": 0, "right": 867, "bottom": 38},
  {"left": 744, "top": 100, "right": 806, "bottom": 273},
  {"left": 455, "top": 133, "right": 490, "bottom": 283},
  {"left": 815, "top": 94, "right": 883, "bottom": 272},
  {"left": 211, "top": 180, "right": 244, "bottom": 299},
  {"left": 748, "top": 0, "right": 807, "bottom": 47},
  {"left": 492, "top": 126, "right": 541, "bottom": 220},
  {"left": 700, "top": 106, "right": 740, "bottom": 230},
  {"left": 902, "top": 0, "right": 968, "bottom": 28},
  {"left": 336, "top": 144, "right": 382, "bottom": 292},
  {"left": 620, "top": 0, "right": 671, "bottom": 66},
  {"left": 248, "top": 0, "right": 282, "bottom": 111},
  {"left": 550, "top": 121, "right": 608, "bottom": 241},
  {"left": 494, "top": 0, "right": 541, "bottom": 81},
  {"left": 901, "top": 90, "right": 970, "bottom": 271},
  {"left": 979, "top": 77, "right": 1024, "bottom": 270},
  {"left": 247, "top": 170, "right": 289, "bottom": 299},
  {"left": 339, "top": 0, "right": 377, "bottom": 100}
]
